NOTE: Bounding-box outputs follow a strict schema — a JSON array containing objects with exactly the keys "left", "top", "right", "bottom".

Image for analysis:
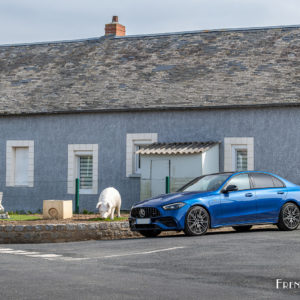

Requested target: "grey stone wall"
[
  {"left": 0, "top": 222, "right": 140, "bottom": 243},
  {"left": 0, "top": 106, "right": 300, "bottom": 211}
]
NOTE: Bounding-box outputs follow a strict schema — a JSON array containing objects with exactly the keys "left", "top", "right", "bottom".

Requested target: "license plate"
[{"left": 136, "top": 218, "right": 151, "bottom": 225}]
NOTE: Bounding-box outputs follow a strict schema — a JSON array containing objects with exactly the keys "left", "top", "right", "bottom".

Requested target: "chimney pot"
[{"left": 112, "top": 16, "right": 118, "bottom": 23}]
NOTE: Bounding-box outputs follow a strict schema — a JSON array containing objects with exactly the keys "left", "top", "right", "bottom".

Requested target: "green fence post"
[
  {"left": 165, "top": 176, "right": 170, "bottom": 194},
  {"left": 75, "top": 178, "right": 80, "bottom": 214}
]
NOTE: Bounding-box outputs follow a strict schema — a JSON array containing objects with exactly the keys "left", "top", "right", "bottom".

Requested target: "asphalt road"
[{"left": 0, "top": 227, "right": 299, "bottom": 300}]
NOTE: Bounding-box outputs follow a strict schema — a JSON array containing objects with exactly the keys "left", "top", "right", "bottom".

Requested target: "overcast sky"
[{"left": 0, "top": 0, "right": 299, "bottom": 45}]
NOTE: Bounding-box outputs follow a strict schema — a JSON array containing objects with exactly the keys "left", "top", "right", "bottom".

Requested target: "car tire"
[
  {"left": 184, "top": 206, "right": 210, "bottom": 236},
  {"left": 232, "top": 225, "right": 252, "bottom": 232},
  {"left": 138, "top": 230, "right": 161, "bottom": 238},
  {"left": 277, "top": 202, "right": 300, "bottom": 231}
]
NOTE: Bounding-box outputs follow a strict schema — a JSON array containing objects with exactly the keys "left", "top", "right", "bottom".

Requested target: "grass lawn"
[
  {"left": 3, "top": 214, "right": 42, "bottom": 221},
  {"left": 87, "top": 217, "right": 128, "bottom": 222},
  {"left": 1, "top": 214, "right": 128, "bottom": 222}
]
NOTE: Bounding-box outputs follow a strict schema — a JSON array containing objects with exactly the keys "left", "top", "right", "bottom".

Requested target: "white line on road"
[
  {"left": 26, "top": 254, "right": 62, "bottom": 258},
  {"left": 101, "top": 246, "right": 186, "bottom": 258},
  {"left": 53, "top": 257, "right": 90, "bottom": 261},
  {"left": 0, "top": 246, "right": 186, "bottom": 262},
  {"left": 0, "top": 247, "right": 78, "bottom": 261}
]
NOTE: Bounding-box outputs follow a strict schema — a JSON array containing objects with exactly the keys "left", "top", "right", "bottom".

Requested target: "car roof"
[{"left": 208, "top": 171, "right": 279, "bottom": 176}]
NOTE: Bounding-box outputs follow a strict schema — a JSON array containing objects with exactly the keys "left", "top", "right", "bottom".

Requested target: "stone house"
[{"left": 0, "top": 17, "right": 299, "bottom": 211}]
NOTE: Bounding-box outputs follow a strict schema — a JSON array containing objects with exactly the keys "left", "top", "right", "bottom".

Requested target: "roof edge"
[
  {"left": 116, "top": 24, "right": 300, "bottom": 39},
  {"left": 1, "top": 24, "right": 299, "bottom": 47},
  {"left": 0, "top": 36, "right": 107, "bottom": 48},
  {"left": 1, "top": 102, "right": 300, "bottom": 118}
]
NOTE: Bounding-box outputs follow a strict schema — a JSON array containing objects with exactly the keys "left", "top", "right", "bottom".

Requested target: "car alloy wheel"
[
  {"left": 184, "top": 206, "right": 209, "bottom": 236},
  {"left": 277, "top": 202, "right": 300, "bottom": 231}
]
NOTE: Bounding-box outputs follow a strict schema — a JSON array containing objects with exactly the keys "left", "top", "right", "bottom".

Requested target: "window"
[
  {"left": 126, "top": 133, "right": 157, "bottom": 176},
  {"left": 6, "top": 140, "right": 34, "bottom": 187},
  {"left": 134, "top": 145, "right": 142, "bottom": 173},
  {"left": 15, "top": 147, "right": 29, "bottom": 186},
  {"left": 250, "top": 173, "right": 285, "bottom": 189},
  {"left": 224, "top": 137, "right": 254, "bottom": 172},
  {"left": 133, "top": 142, "right": 150, "bottom": 174},
  {"left": 67, "top": 144, "right": 98, "bottom": 194},
  {"left": 227, "top": 174, "right": 250, "bottom": 191},
  {"left": 77, "top": 154, "right": 93, "bottom": 191},
  {"left": 272, "top": 176, "right": 285, "bottom": 188},
  {"left": 179, "top": 173, "right": 232, "bottom": 192},
  {"left": 234, "top": 147, "right": 248, "bottom": 171}
]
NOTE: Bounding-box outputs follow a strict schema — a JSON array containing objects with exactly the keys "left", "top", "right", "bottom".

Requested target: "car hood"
[{"left": 133, "top": 191, "right": 216, "bottom": 207}]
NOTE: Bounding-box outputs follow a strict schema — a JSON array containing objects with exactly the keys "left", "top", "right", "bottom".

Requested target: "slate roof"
[
  {"left": 0, "top": 25, "right": 300, "bottom": 115},
  {"left": 136, "top": 141, "right": 219, "bottom": 155}
]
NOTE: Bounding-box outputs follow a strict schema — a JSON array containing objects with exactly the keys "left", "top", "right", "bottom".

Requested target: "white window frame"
[
  {"left": 6, "top": 140, "right": 34, "bottom": 187},
  {"left": 67, "top": 144, "right": 98, "bottom": 194},
  {"left": 224, "top": 137, "right": 254, "bottom": 172},
  {"left": 126, "top": 133, "right": 157, "bottom": 177}
]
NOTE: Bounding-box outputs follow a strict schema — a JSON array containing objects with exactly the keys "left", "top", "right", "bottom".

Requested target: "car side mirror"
[{"left": 223, "top": 184, "right": 238, "bottom": 193}]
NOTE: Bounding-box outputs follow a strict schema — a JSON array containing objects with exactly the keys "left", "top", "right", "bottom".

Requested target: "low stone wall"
[
  {"left": 0, "top": 222, "right": 279, "bottom": 244},
  {"left": 0, "top": 221, "right": 140, "bottom": 244}
]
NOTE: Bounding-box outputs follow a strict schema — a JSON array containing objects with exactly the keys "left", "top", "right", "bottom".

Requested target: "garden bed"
[{"left": 0, "top": 213, "right": 129, "bottom": 225}]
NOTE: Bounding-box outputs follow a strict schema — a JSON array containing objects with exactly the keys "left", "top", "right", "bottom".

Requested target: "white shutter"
[{"left": 15, "top": 147, "right": 29, "bottom": 185}]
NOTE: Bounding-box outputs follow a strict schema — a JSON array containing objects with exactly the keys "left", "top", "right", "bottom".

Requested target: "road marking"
[
  {"left": 55, "top": 257, "right": 90, "bottom": 261},
  {"left": 0, "top": 249, "right": 21, "bottom": 254},
  {"left": 101, "top": 246, "right": 186, "bottom": 258},
  {"left": 0, "top": 246, "right": 186, "bottom": 261},
  {"left": 26, "top": 254, "right": 62, "bottom": 258},
  {"left": 14, "top": 251, "right": 40, "bottom": 255},
  {"left": 0, "top": 247, "right": 83, "bottom": 261}
]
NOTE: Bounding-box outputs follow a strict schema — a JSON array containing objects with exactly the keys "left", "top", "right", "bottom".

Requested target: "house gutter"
[{"left": 0, "top": 102, "right": 300, "bottom": 117}]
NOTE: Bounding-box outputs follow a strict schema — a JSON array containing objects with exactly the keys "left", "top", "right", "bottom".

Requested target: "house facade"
[{"left": 0, "top": 18, "right": 299, "bottom": 211}]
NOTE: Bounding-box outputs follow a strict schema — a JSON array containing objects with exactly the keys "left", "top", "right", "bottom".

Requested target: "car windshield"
[{"left": 178, "top": 173, "right": 232, "bottom": 192}]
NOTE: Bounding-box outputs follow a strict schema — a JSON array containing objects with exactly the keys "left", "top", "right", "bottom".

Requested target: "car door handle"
[
  {"left": 277, "top": 191, "right": 285, "bottom": 194},
  {"left": 245, "top": 193, "right": 253, "bottom": 197}
]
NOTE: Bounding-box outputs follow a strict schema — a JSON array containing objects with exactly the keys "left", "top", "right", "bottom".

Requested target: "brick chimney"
[{"left": 105, "top": 16, "right": 126, "bottom": 36}]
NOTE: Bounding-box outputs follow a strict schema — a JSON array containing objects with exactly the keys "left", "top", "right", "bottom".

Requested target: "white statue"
[
  {"left": 96, "top": 187, "right": 121, "bottom": 220},
  {"left": 0, "top": 192, "right": 4, "bottom": 212}
]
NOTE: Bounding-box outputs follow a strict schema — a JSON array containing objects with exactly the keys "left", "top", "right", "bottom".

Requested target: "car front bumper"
[
  {"left": 129, "top": 216, "right": 180, "bottom": 231},
  {"left": 129, "top": 206, "right": 188, "bottom": 231}
]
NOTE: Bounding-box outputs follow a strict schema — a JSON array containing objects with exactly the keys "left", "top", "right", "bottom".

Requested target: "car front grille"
[{"left": 131, "top": 207, "right": 160, "bottom": 218}]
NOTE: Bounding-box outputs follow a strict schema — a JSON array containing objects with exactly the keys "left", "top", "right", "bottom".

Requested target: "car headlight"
[{"left": 162, "top": 202, "right": 186, "bottom": 210}]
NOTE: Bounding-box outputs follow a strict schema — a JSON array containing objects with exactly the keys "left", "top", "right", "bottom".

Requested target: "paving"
[{"left": 0, "top": 227, "right": 299, "bottom": 300}]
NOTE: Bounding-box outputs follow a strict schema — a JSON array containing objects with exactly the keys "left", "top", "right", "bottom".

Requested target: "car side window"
[
  {"left": 227, "top": 174, "right": 250, "bottom": 191},
  {"left": 271, "top": 176, "right": 285, "bottom": 188},
  {"left": 251, "top": 173, "right": 280, "bottom": 189}
]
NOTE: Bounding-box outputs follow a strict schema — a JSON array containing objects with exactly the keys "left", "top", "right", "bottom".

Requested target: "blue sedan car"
[{"left": 129, "top": 171, "right": 300, "bottom": 237}]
